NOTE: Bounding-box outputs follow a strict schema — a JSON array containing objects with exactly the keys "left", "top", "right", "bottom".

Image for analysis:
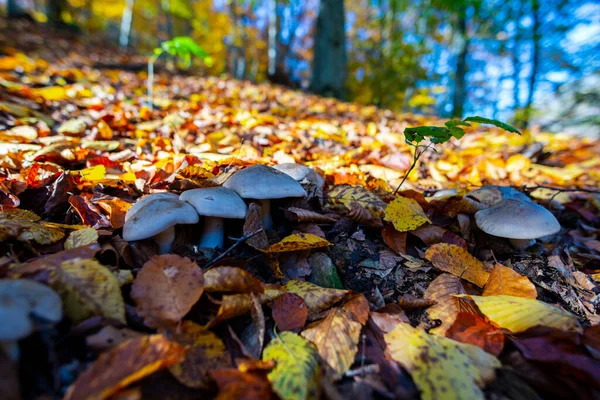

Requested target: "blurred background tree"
[{"left": 1, "top": 0, "right": 598, "bottom": 136}]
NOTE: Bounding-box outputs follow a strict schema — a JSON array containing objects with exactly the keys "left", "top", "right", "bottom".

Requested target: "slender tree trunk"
[
  {"left": 523, "top": 0, "right": 540, "bottom": 128},
  {"left": 267, "top": 0, "right": 277, "bottom": 77},
  {"left": 119, "top": 0, "right": 135, "bottom": 48},
  {"left": 310, "top": 0, "right": 347, "bottom": 99},
  {"left": 512, "top": 2, "right": 523, "bottom": 111},
  {"left": 452, "top": 9, "right": 469, "bottom": 118}
]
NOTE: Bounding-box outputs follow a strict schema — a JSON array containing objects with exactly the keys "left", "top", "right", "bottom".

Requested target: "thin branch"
[
  {"left": 518, "top": 185, "right": 600, "bottom": 195},
  {"left": 205, "top": 228, "right": 264, "bottom": 268}
]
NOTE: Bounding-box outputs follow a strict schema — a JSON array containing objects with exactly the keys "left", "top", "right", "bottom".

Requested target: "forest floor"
[{"left": 0, "top": 19, "right": 599, "bottom": 400}]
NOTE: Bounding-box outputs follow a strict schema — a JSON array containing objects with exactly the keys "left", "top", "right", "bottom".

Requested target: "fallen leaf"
[
  {"left": 382, "top": 224, "right": 407, "bottom": 254},
  {"left": 263, "top": 331, "right": 321, "bottom": 400},
  {"left": 206, "top": 285, "right": 284, "bottom": 327},
  {"left": 69, "top": 194, "right": 111, "bottom": 229},
  {"left": 284, "top": 280, "right": 349, "bottom": 314},
  {"left": 86, "top": 326, "right": 144, "bottom": 351},
  {"left": 204, "top": 266, "right": 264, "bottom": 293},
  {"left": 446, "top": 312, "right": 504, "bottom": 356},
  {"left": 272, "top": 293, "right": 308, "bottom": 331},
  {"left": 483, "top": 263, "right": 537, "bottom": 299},
  {"left": 263, "top": 233, "right": 331, "bottom": 253},
  {"left": 64, "top": 227, "right": 99, "bottom": 250},
  {"left": 96, "top": 198, "right": 132, "bottom": 229},
  {"left": 327, "top": 184, "right": 386, "bottom": 217},
  {"left": 243, "top": 202, "right": 269, "bottom": 251},
  {"left": 425, "top": 243, "right": 490, "bottom": 287},
  {"left": 131, "top": 255, "right": 204, "bottom": 328},
  {"left": 64, "top": 335, "right": 187, "bottom": 400},
  {"left": 210, "top": 368, "right": 274, "bottom": 400},
  {"left": 424, "top": 274, "right": 473, "bottom": 336},
  {"left": 384, "top": 196, "right": 431, "bottom": 232}
]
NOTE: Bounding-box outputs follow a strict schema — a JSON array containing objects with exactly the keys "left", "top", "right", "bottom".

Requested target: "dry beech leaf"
[
  {"left": 385, "top": 322, "right": 500, "bottom": 400},
  {"left": 347, "top": 201, "right": 383, "bottom": 228},
  {"left": 68, "top": 194, "right": 111, "bottom": 229},
  {"left": 424, "top": 274, "right": 471, "bottom": 336},
  {"left": 382, "top": 224, "right": 407, "bottom": 255},
  {"left": 326, "top": 184, "right": 386, "bottom": 217},
  {"left": 445, "top": 312, "right": 504, "bottom": 356},
  {"left": 284, "top": 207, "right": 339, "bottom": 224},
  {"left": 284, "top": 280, "right": 349, "bottom": 314},
  {"left": 8, "top": 244, "right": 101, "bottom": 277},
  {"left": 272, "top": 293, "right": 308, "bottom": 331},
  {"left": 384, "top": 196, "right": 431, "bottom": 232},
  {"left": 263, "top": 233, "right": 331, "bottom": 253},
  {"left": 262, "top": 331, "right": 321, "bottom": 400},
  {"left": 425, "top": 243, "right": 490, "bottom": 287},
  {"left": 410, "top": 224, "right": 447, "bottom": 245},
  {"left": 51, "top": 258, "right": 126, "bottom": 323},
  {"left": 243, "top": 202, "right": 269, "bottom": 251},
  {"left": 64, "top": 335, "right": 187, "bottom": 400},
  {"left": 482, "top": 263, "right": 537, "bottom": 299},
  {"left": 64, "top": 227, "right": 99, "bottom": 250},
  {"left": 86, "top": 326, "right": 144, "bottom": 352},
  {"left": 131, "top": 255, "right": 204, "bottom": 328},
  {"left": 166, "top": 321, "right": 231, "bottom": 389},
  {"left": 204, "top": 266, "right": 264, "bottom": 294},
  {"left": 0, "top": 208, "right": 64, "bottom": 244},
  {"left": 210, "top": 368, "right": 274, "bottom": 400},
  {"left": 96, "top": 198, "right": 132, "bottom": 229},
  {"left": 464, "top": 295, "right": 582, "bottom": 334}
]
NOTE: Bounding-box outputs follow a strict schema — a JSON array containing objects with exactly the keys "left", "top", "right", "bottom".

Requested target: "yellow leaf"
[
  {"left": 385, "top": 322, "right": 500, "bottom": 400},
  {"left": 263, "top": 233, "right": 331, "bottom": 253},
  {"left": 425, "top": 243, "right": 490, "bottom": 287},
  {"left": 301, "top": 308, "right": 362, "bottom": 378},
  {"left": 263, "top": 332, "right": 321, "bottom": 400},
  {"left": 80, "top": 165, "right": 106, "bottom": 182},
  {"left": 96, "top": 120, "right": 113, "bottom": 140},
  {"left": 114, "top": 270, "right": 134, "bottom": 287},
  {"left": 326, "top": 184, "right": 386, "bottom": 217},
  {"left": 32, "top": 86, "right": 69, "bottom": 101},
  {"left": 64, "top": 227, "right": 99, "bottom": 249},
  {"left": 284, "top": 280, "right": 349, "bottom": 314},
  {"left": 465, "top": 295, "right": 582, "bottom": 333},
  {"left": 482, "top": 264, "right": 537, "bottom": 299},
  {"left": 384, "top": 196, "right": 431, "bottom": 232},
  {"left": 51, "top": 258, "right": 126, "bottom": 323}
]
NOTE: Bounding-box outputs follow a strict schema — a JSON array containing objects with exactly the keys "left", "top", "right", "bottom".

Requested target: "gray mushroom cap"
[
  {"left": 475, "top": 198, "right": 561, "bottom": 240},
  {"left": 125, "top": 192, "right": 179, "bottom": 222},
  {"left": 272, "top": 163, "right": 311, "bottom": 181},
  {"left": 123, "top": 198, "right": 199, "bottom": 241},
  {"left": 0, "top": 279, "right": 63, "bottom": 341},
  {"left": 180, "top": 187, "right": 247, "bottom": 219},
  {"left": 223, "top": 164, "right": 307, "bottom": 199}
]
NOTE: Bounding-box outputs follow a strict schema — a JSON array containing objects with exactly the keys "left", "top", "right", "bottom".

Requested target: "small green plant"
[
  {"left": 394, "top": 116, "right": 521, "bottom": 194},
  {"left": 147, "top": 37, "right": 213, "bottom": 110}
]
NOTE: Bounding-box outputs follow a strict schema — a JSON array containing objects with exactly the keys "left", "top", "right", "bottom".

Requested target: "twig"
[
  {"left": 345, "top": 363, "right": 380, "bottom": 378},
  {"left": 205, "top": 229, "right": 263, "bottom": 268},
  {"left": 518, "top": 184, "right": 600, "bottom": 195}
]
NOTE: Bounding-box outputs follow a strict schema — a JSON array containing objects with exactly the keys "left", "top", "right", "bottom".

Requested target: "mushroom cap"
[
  {"left": 125, "top": 193, "right": 179, "bottom": 222},
  {"left": 272, "top": 163, "right": 311, "bottom": 181},
  {"left": 123, "top": 198, "right": 199, "bottom": 241},
  {"left": 0, "top": 279, "right": 63, "bottom": 341},
  {"left": 475, "top": 198, "right": 560, "bottom": 240},
  {"left": 180, "top": 187, "right": 247, "bottom": 219},
  {"left": 223, "top": 165, "right": 307, "bottom": 199}
]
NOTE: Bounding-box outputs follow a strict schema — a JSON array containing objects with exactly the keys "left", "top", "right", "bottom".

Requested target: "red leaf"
[
  {"left": 68, "top": 194, "right": 111, "bottom": 229},
  {"left": 272, "top": 293, "right": 308, "bottom": 331},
  {"left": 446, "top": 312, "right": 504, "bottom": 356}
]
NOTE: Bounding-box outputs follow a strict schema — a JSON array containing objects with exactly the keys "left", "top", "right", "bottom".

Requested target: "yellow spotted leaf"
[
  {"left": 285, "top": 280, "right": 349, "bottom": 314},
  {"left": 51, "top": 258, "right": 126, "bottom": 323},
  {"left": 464, "top": 295, "right": 582, "bottom": 334},
  {"left": 263, "top": 332, "right": 321, "bottom": 400},
  {"left": 385, "top": 323, "right": 500, "bottom": 400},
  {"left": 80, "top": 165, "right": 106, "bottom": 182},
  {"left": 263, "top": 233, "right": 331, "bottom": 253},
  {"left": 326, "top": 184, "right": 386, "bottom": 217},
  {"left": 64, "top": 227, "right": 99, "bottom": 250},
  {"left": 384, "top": 196, "right": 431, "bottom": 232},
  {"left": 482, "top": 264, "right": 537, "bottom": 299},
  {"left": 425, "top": 243, "right": 490, "bottom": 287}
]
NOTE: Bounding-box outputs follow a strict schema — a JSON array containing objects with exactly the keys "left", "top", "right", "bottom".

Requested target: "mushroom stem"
[
  {"left": 154, "top": 226, "right": 176, "bottom": 254},
  {"left": 199, "top": 217, "right": 225, "bottom": 249},
  {"left": 508, "top": 238, "right": 536, "bottom": 251},
  {"left": 258, "top": 199, "right": 273, "bottom": 230}
]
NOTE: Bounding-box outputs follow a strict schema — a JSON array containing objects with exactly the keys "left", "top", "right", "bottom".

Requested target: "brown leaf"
[
  {"left": 243, "top": 203, "right": 269, "bottom": 251},
  {"left": 284, "top": 280, "right": 349, "bottom": 314},
  {"left": 64, "top": 335, "right": 187, "bottom": 400},
  {"left": 272, "top": 293, "right": 308, "bottom": 331},
  {"left": 68, "top": 194, "right": 111, "bottom": 229},
  {"left": 86, "top": 326, "right": 144, "bottom": 352},
  {"left": 424, "top": 274, "right": 477, "bottom": 336},
  {"left": 8, "top": 244, "right": 101, "bottom": 278},
  {"left": 446, "top": 312, "right": 504, "bottom": 356},
  {"left": 284, "top": 207, "right": 339, "bottom": 224},
  {"left": 210, "top": 369, "right": 274, "bottom": 400},
  {"left": 347, "top": 201, "right": 383, "bottom": 228},
  {"left": 425, "top": 243, "right": 491, "bottom": 287},
  {"left": 131, "top": 255, "right": 204, "bottom": 328},
  {"left": 410, "top": 224, "right": 447, "bottom": 245},
  {"left": 382, "top": 224, "right": 407, "bottom": 255},
  {"left": 483, "top": 263, "right": 537, "bottom": 299},
  {"left": 204, "top": 266, "right": 264, "bottom": 294},
  {"left": 240, "top": 293, "right": 265, "bottom": 359},
  {"left": 96, "top": 198, "right": 132, "bottom": 229}
]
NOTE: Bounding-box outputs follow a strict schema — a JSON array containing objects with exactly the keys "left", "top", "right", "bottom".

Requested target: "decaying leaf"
[
  {"left": 284, "top": 280, "right": 349, "bottom": 314},
  {"left": 384, "top": 196, "right": 431, "bottom": 232},
  {"left": 482, "top": 263, "right": 537, "bottom": 299},
  {"left": 131, "top": 255, "right": 204, "bottom": 328},
  {"left": 425, "top": 243, "right": 490, "bottom": 287},
  {"left": 263, "top": 331, "right": 321, "bottom": 400},
  {"left": 382, "top": 224, "right": 407, "bottom": 254},
  {"left": 0, "top": 208, "right": 64, "bottom": 244},
  {"left": 210, "top": 368, "right": 274, "bottom": 400},
  {"left": 263, "top": 233, "right": 331, "bottom": 253},
  {"left": 204, "top": 266, "right": 264, "bottom": 293},
  {"left": 64, "top": 227, "right": 99, "bottom": 250},
  {"left": 272, "top": 293, "right": 308, "bottom": 331},
  {"left": 446, "top": 312, "right": 504, "bottom": 356},
  {"left": 64, "top": 335, "right": 187, "bottom": 400},
  {"left": 424, "top": 274, "right": 470, "bottom": 335},
  {"left": 326, "top": 184, "right": 386, "bottom": 217}
]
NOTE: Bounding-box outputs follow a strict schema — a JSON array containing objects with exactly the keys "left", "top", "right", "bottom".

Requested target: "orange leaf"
[
  {"left": 272, "top": 293, "right": 308, "bottom": 331},
  {"left": 64, "top": 335, "right": 187, "bottom": 400},
  {"left": 425, "top": 243, "right": 490, "bottom": 287},
  {"left": 483, "top": 263, "right": 537, "bottom": 299},
  {"left": 210, "top": 369, "right": 274, "bottom": 400},
  {"left": 382, "top": 224, "right": 407, "bottom": 254},
  {"left": 96, "top": 198, "right": 132, "bottom": 229},
  {"left": 263, "top": 233, "right": 331, "bottom": 253},
  {"left": 204, "top": 266, "right": 264, "bottom": 294},
  {"left": 446, "top": 312, "right": 504, "bottom": 356}
]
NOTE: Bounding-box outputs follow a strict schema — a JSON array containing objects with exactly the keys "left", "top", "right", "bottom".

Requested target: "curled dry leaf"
[
  {"left": 166, "top": 321, "right": 231, "bottom": 389},
  {"left": 384, "top": 196, "right": 431, "bottom": 232},
  {"left": 64, "top": 227, "right": 99, "bottom": 250},
  {"left": 210, "top": 368, "right": 274, "bottom": 400},
  {"left": 465, "top": 295, "right": 583, "bottom": 334},
  {"left": 424, "top": 274, "right": 471, "bottom": 336},
  {"left": 68, "top": 194, "right": 111, "bottom": 229},
  {"left": 425, "top": 243, "right": 490, "bottom": 287},
  {"left": 446, "top": 312, "right": 504, "bottom": 356},
  {"left": 262, "top": 331, "right": 321, "bottom": 400},
  {"left": 8, "top": 244, "right": 101, "bottom": 277},
  {"left": 284, "top": 207, "right": 339, "bottom": 224},
  {"left": 263, "top": 233, "right": 331, "bottom": 253},
  {"left": 241, "top": 293, "right": 266, "bottom": 359},
  {"left": 64, "top": 335, "right": 187, "bottom": 400},
  {"left": 385, "top": 322, "right": 500, "bottom": 400},
  {"left": 96, "top": 198, "right": 132, "bottom": 229},
  {"left": 51, "top": 258, "right": 126, "bottom": 323},
  {"left": 382, "top": 224, "right": 407, "bottom": 255},
  {"left": 284, "top": 280, "right": 349, "bottom": 314},
  {"left": 326, "top": 184, "right": 386, "bottom": 218},
  {"left": 243, "top": 202, "right": 269, "bottom": 251},
  {"left": 131, "top": 255, "right": 204, "bottom": 328},
  {"left": 272, "top": 293, "right": 308, "bottom": 331},
  {"left": 204, "top": 266, "right": 264, "bottom": 294},
  {"left": 483, "top": 263, "right": 537, "bottom": 299},
  {"left": 347, "top": 201, "right": 384, "bottom": 228},
  {"left": 0, "top": 208, "right": 64, "bottom": 244}
]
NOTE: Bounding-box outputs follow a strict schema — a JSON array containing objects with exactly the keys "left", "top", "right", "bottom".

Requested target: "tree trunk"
[
  {"left": 523, "top": 0, "right": 540, "bottom": 128},
  {"left": 119, "top": 0, "right": 135, "bottom": 48},
  {"left": 46, "top": 0, "right": 64, "bottom": 27},
  {"left": 452, "top": 9, "right": 469, "bottom": 118},
  {"left": 310, "top": 0, "right": 347, "bottom": 99},
  {"left": 512, "top": 2, "right": 523, "bottom": 111}
]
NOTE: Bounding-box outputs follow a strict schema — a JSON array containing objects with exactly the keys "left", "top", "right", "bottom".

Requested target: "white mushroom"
[
  {"left": 124, "top": 193, "right": 179, "bottom": 222},
  {"left": 180, "top": 187, "right": 247, "bottom": 249},
  {"left": 474, "top": 198, "right": 561, "bottom": 250},
  {"left": 123, "top": 197, "right": 199, "bottom": 254},
  {"left": 272, "top": 163, "right": 311, "bottom": 181},
  {"left": 223, "top": 165, "right": 306, "bottom": 229}
]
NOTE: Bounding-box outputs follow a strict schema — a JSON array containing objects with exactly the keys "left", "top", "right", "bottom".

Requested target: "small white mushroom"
[
  {"left": 124, "top": 193, "right": 179, "bottom": 222},
  {"left": 123, "top": 197, "right": 199, "bottom": 254},
  {"left": 223, "top": 165, "right": 306, "bottom": 229},
  {"left": 180, "top": 187, "right": 247, "bottom": 249},
  {"left": 474, "top": 198, "right": 561, "bottom": 250},
  {"left": 272, "top": 163, "right": 311, "bottom": 181}
]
